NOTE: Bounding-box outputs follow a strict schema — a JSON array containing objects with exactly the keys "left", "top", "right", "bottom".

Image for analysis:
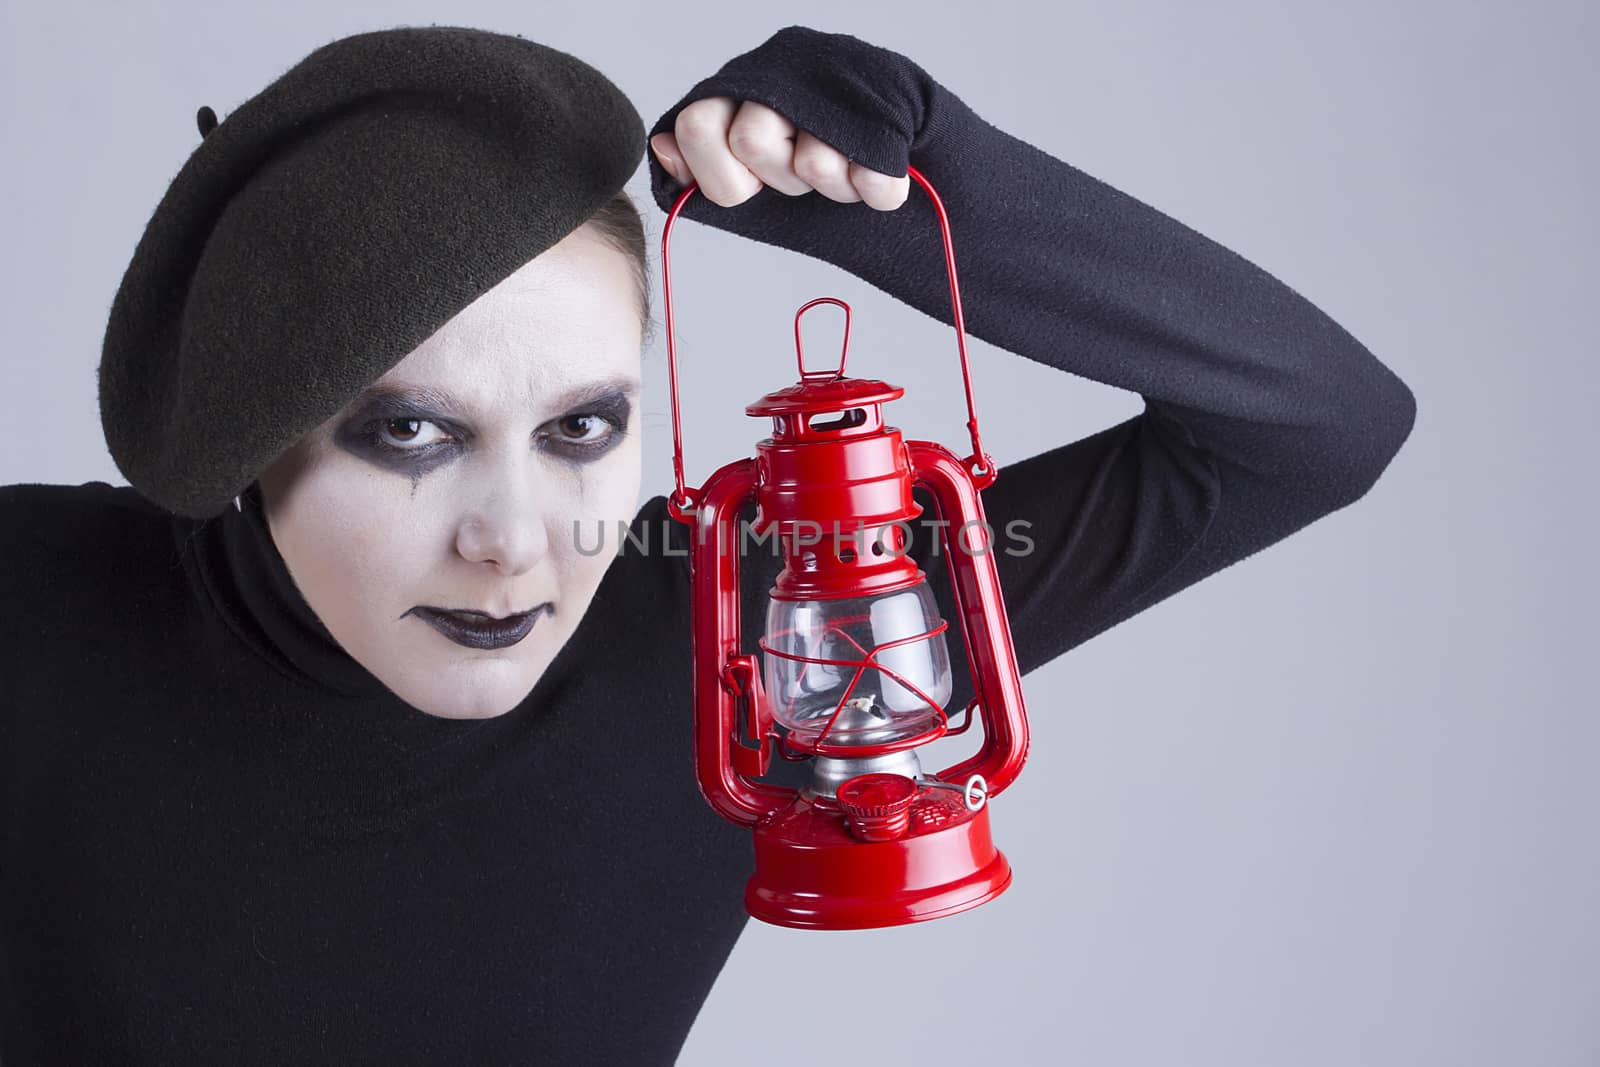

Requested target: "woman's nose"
[{"left": 455, "top": 481, "right": 551, "bottom": 576}]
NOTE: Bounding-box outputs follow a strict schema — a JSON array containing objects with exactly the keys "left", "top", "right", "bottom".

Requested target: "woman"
[{"left": 0, "top": 23, "right": 1416, "bottom": 1065}]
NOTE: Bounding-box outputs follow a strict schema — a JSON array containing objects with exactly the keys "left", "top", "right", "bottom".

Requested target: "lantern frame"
[{"left": 659, "top": 166, "right": 1033, "bottom": 928}]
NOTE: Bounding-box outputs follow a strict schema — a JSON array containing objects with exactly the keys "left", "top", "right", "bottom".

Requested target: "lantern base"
[{"left": 744, "top": 787, "right": 1012, "bottom": 930}]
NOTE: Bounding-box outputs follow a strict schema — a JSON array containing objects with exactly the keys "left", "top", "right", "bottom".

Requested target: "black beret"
[{"left": 98, "top": 26, "right": 644, "bottom": 519}]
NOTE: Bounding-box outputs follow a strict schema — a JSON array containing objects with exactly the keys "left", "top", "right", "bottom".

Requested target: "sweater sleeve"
[{"left": 645, "top": 26, "right": 1417, "bottom": 689}]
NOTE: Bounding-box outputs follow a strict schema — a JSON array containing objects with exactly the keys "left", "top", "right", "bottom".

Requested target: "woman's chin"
[{"left": 381, "top": 650, "right": 545, "bottom": 720}]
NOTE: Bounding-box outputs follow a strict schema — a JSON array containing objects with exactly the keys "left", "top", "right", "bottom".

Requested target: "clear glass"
[{"left": 762, "top": 579, "right": 953, "bottom": 749}]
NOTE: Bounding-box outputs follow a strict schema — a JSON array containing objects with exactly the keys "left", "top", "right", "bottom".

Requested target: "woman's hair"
[{"left": 583, "top": 189, "right": 653, "bottom": 346}]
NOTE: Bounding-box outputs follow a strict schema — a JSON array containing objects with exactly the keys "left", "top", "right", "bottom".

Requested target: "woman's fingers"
[
  {"left": 649, "top": 97, "right": 909, "bottom": 211},
  {"left": 668, "top": 97, "right": 762, "bottom": 207},
  {"left": 649, "top": 131, "right": 687, "bottom": 184},
  {"left": 792, "top": 130, "right": 860, "bottom": 203},
  {"left": 848, "top": 161, "right": 910, "bottom": 211},
  {"left": 727, "top": 102, "right": 811, "bottom": 196}
]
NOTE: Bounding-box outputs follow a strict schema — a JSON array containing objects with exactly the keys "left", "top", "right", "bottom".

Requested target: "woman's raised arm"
[{"left": 645, "top": 25, "right": 1416, "bottom": 686}]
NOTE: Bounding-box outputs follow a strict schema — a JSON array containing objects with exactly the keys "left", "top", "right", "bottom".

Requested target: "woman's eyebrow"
[
  {"left": 347, "top": 376, "right": 640, "bottom": 421},
  {"left": 347, "top": 384, "right": 471, "bottom": 422},
  {"left": 547, "top": 375, "right": 640, "bottom": 413}
]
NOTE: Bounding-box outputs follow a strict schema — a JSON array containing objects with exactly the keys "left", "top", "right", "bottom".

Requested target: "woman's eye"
[
  {"left": 539, "top": 408, "right": 628, "bottom": 459},
  {"left": 554, "top": 413, "right": 610, "bottom": 443},
  {"left": 376, "top": 417, "right": 453, "bottom": 450}
]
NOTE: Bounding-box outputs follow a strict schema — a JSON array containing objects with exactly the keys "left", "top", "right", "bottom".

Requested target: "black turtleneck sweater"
[{"left": 0, "top": 26, "right": 1415, "bottom": 1065}]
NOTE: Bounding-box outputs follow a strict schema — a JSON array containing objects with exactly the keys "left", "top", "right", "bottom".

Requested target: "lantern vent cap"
[{"left": 746, "top": 375, "right": 904, "bottom": 417}]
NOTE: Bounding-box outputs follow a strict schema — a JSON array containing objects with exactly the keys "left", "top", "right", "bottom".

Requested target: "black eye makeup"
[
  {"left": 538, "top": 392, "right": 632, "bottom": 461},
  {"left": 332, "top": 386, "right": 634, "bottom": 476}
]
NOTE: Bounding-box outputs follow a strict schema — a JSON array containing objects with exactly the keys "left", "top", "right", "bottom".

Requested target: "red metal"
[
  {"left": 745, "top": 375, "right": 903, "bottom": 417},
  {"left": 907, "top": 440, "right": 1031, "bottom": 796},
  {"left": 686, "top": 458, "right": 794, "bottom": 825},
  {"left": 836, "top": 773, "right": 918, "bottom": 841},
  {"left": 720, "top": 654, "right": 772, "bottom": 778},
  {"left": 747, "top": 787, "right": 1012, "bottom": 930},
  {"left": 659, "top": 166, "right": 1031, "bottom": 929},
  {"left": 794, "top": 297, "right": 851, "bottom": 381},
  {"left": 754, "top": 415, "right": 922, "bottom": 600}
]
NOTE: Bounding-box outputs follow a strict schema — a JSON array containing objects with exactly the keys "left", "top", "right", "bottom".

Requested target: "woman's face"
[{"left": 257, "top": 224, "right": 644, "bottom": 719}]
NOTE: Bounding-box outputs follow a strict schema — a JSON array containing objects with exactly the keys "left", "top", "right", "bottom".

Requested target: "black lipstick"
[{"left": 408, "top": 604, "right": 551, "bottom": 650}]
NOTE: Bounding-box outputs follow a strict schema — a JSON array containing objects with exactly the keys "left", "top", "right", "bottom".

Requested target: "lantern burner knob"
[{"left": 836, "top": 773, "right": 919, "bottom": 843}]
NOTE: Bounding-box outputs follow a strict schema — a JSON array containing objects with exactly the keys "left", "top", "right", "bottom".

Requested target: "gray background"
[{"left": 3, "top": 0, "right": 1595, "bottom": 1064}]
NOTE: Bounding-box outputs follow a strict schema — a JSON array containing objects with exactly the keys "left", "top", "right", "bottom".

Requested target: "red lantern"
[{"left": 661, "top": 166, "right": 1032, "bottom": 930}]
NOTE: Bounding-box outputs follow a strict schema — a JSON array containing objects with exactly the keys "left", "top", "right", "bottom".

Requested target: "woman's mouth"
[{"left": 409, "top": 604, "right": 551, "bottom": 650}]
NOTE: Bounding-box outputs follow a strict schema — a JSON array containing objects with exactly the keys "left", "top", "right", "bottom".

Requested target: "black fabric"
[
  {"left": 202, "top": 482, "right": 394, "bottom": 700},
  {"left": 2, "top": 24, "right": 1414, "bottom": 1065},
  {"left": 1, "top": 481, "right": 751, "bottom": 1064},
  {"left": 97, "top": 26, "right": 644, "bottom": 520}
]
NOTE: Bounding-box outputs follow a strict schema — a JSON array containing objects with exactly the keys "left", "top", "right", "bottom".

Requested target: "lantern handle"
[
  {"left": 794, "top": 297, "right": 851, "bottom": 382},
  {"left": 660, "top": 164, "right": 997, "bottom": 521}
]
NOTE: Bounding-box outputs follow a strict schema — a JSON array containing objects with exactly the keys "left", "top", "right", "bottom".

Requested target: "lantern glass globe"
[{"left": 762, "top": 579, "right": 953, "bottom": 749}]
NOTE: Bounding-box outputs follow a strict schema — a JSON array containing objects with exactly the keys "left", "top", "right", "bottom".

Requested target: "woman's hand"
[{"left": 649, "top": 99, "right": 909, "bottom": 211}]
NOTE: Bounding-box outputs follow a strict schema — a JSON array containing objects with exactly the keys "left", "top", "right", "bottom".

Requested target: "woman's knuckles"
[
  {"left": 672, "top": 101, "right": 736, "bottom": 154},
  {"left": 702, "top": 172, "right": 763, "bottom": 207},
  {"left": 794, "top": 153, "right": 846, "bottom": 185},
  {"left": 793, "top": 143, "right": 858, "bottom": 201},
  {"left": 726, "top": 127, "right": 788, "bottom": 171},
  {"left": 729, "top": 100, "right": 794, "bottom": 141},
  {"left": 848, "top": 163, "right": 911, "bottom": 211},
  {"left": 659, "top": 96, "right": 906, "bottom": 210}
]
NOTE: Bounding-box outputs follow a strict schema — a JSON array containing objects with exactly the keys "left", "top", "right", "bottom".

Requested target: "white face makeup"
[{"left": 256, "top": 223, "right": 645, "bottom": 719}]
